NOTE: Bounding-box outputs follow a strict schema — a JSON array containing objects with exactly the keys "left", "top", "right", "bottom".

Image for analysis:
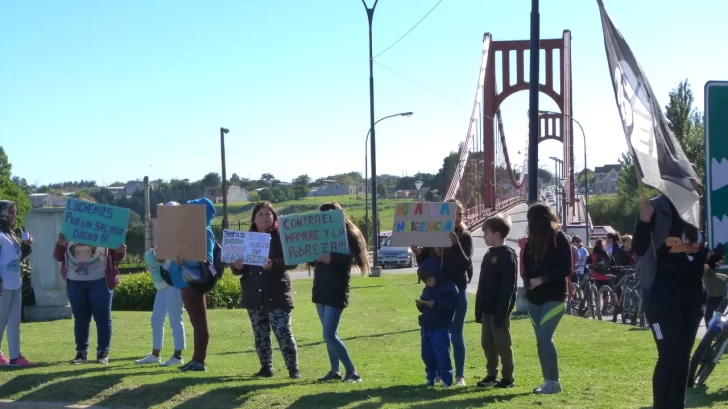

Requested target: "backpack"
[
  {"left": 188, "top": 240, "right": 225, "bottom": 294},
  {"left": 159, "top": 241, "right": 226, "bottom": 293}
]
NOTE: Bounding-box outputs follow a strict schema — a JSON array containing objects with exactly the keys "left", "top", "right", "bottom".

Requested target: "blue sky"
[{"left": 1, "top": 0, "right": 726, "bottom": 186}]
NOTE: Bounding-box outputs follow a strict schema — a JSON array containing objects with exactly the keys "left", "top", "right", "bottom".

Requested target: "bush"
[
  {"left": 589, "top": 194, "right": 640, "bottom": 234},
  {"left": 114, "top": 270, "right": 242, "bottom": 311}
]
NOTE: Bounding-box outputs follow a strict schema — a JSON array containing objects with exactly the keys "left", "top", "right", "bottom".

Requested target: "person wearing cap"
[
  {"left": 416, "top": 257, "right": 459, "bottom": 388},
  {"left": 135, "top": 201, "right": 186, "bottom": 367}
]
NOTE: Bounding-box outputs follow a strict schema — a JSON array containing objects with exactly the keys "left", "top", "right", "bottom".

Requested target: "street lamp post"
[
  {"left": 549, "top": 156, "right": 563, "bottom": 222},
  {"left": 540, "top": 110, "right": 589, "bottom": 245},
  {"left": 220, "top": 127, "right": 230, "bottom": 231},
  {"left": 527, "top": 0, "right": 541, "bottom": 204},
  {"left": 362, "top": 0, "right": 381, "bottom": 273},
  {"left": 559, "top": 178, "right": 567, "bottom": 233},
  {"left": 364, "top": 112, "right": 414, "bottom": 242}
]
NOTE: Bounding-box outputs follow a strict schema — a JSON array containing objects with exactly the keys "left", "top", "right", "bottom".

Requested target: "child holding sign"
[
  {"left": 232, "top": 202, "right": 301, "bottom": 379},
  {"left": 309, "top": 202, "right": 371, "bottom": 383},
  {"left": 0, "top": 200, "right": 35, "bottom": 367}
]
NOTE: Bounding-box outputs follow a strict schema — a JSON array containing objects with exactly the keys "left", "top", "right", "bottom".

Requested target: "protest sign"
[
  {"left": 155, "top": 204, "right": 208, "bottom": 261},
  {"left": 243, "top": 232, "right": 271, "bottom": 266},
  {"left": 390, "top": 202, "right": 456, "bottom": 247},
  {"left": 221, "top": 229, "right": 246, "bottom": 263},
  {"left": 279, "top": 209, "right": 349, "bottom": 265},
  {"left": 62, "top": 198, "right": 130, "bottom": 249}
]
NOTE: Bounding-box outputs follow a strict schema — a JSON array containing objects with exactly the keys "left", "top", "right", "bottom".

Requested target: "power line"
[
  {"left": 374, "top": 60, "right": 467, "bottom": 110},
  {"left": 373, "top": 0, "right": 445, "bottom": 59}
]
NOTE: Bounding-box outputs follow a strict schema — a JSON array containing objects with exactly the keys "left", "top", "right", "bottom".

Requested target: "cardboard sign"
[
  {"left": 243, "top": 232, "right": 271, "bottom": 266},
  {"left": 62, "top": 198, "right": 130, "bottom": 249},
  {"left": 279, "top": 209, "right": 349, "bottom": 265},
  {"left": 155, "top": 204, "right": 208, "bottom": 262},
  {"left": 221, "top": 230, "right": 271, "bottom": 266},
  {"left": 390, "top": 202, "right": 456, "bottom": 247}
]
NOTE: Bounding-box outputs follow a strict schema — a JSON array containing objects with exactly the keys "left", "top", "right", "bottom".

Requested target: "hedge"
[{"left": 114, "top": 270, "right": 243, "bottom": 311}]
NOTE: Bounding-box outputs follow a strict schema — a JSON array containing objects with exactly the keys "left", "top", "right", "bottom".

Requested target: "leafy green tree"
[
  {"left": 294, "top": 174, "right": 311, "bottom": 186},
  {"left": 664, "top": 79, "right": 705, "bottom": 191},
  {"left": 377, "top": 182, "right": 388, "bottom": 197},
  {"left": 0, "top": 147, "right": 11, "bottom": 179},
  {"left": 293, "top": 185, "right": 310, "bottom": 199},
  {"left": 202, "top": 172, "right": 222, "bottom": 187}
]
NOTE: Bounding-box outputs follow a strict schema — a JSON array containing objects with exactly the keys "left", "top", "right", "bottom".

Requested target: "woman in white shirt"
[{"left": 0, "top": 200, "right": 34, "bottom": 367}]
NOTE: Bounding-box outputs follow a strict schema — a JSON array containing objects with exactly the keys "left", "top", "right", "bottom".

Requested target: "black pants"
[
  {"left": 643, "top": 285, "right": 706, "bottom": 409},
  {"left": 704, "top": 296, "right": 724, "bottom": 328}
]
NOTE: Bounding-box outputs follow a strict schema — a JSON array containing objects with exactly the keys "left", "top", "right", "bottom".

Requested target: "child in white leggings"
[{"left": 135, "top": 243, "right": 186, "bottom": 366}]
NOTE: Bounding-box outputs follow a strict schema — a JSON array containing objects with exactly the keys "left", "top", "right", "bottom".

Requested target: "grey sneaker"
[
  {"left": 96, "top": 352, "right": 109, "bottom": 365},
  {"left": 533, "top": 380, "right": 562, "bottom": 394}
]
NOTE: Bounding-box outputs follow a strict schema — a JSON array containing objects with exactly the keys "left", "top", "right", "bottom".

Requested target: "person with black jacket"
[
  {"left": 411, "top": 199, "right": 473, "bottom": 386},
  {"left": 416, "top": 257, "right": 459, "bottom": 388},
  {"left": 522, "top": 203, "right": 572, "bottom": 395},
  {"left": 474, "top": 213, "right": 517, "bottom": 389},
  {"left": 634, "top": 195, "right": 723, "bottom": 408},
  {"left": 309, "top": 202, "right": 371, "bottom": 384},
  {"left": 232, "top": 202, "right": 300, "bottom": 379}
]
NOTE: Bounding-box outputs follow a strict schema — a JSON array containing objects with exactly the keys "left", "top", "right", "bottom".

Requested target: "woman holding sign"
[
  {"left": 411, "top": 199, "right": 473, "bottom": 386},
  {"left": 232, "top": 202, "right": 301, "bottom": 379},
  {"left": 54, "top": 233, "right": 126, "bottom": 364},
  {"left": 309, "top": 202, "right": 371, "bottom": 383},
  {"left": 0, "top": 200, "right": 35, "bottom": 367}
]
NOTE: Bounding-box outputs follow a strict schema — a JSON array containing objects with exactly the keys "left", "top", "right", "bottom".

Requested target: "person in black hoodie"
[
  {"left": 416, "top": 257, "right": 459, "bottom": 388},
  {"left": 522, "top": 203, "right": 572, "bottom": 395},
  {"left": 309, "top": 202, "right": 371, "bottom": 383},
  {"left": 474, "top": 213, "right": 517, "bottom": 389},
  {"left": 232, "top": 202, "right": 301, "bottom": 379},
  {"left": 411, "top": 199, "right": 473, "bottom": 386}
]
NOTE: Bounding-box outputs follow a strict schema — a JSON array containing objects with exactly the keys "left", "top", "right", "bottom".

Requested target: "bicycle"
[
  {"left": 688, "top": 287, "right": 728, "bottom": 387},
  {"left": 618, "top": 271, "right": 646, "bottom": 328},
  {"left": 568, "top": 268, "right": 601, "bottom": 320},
  {"left": 595, "top": 266, "right": 637, "bottom": 323}
]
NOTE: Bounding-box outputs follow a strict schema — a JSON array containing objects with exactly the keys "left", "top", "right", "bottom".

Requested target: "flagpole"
[{"left": 631, "top": 155, "right": 657, "bottom": 258}]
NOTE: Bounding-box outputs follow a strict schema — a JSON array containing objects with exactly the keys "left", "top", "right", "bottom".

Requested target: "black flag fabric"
[{"left": 597, "top": 0, "right": 702, "bottom": 228}]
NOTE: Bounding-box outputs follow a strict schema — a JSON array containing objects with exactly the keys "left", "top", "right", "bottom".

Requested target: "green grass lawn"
[
  {"left": 3, "top": 274, "right": 728, "bottom": 408},
  {"left": 214, "top": 195, "right": 410, "bottom": 233}
]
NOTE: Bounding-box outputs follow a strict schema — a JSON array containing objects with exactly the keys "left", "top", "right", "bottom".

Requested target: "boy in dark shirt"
[
  {"left": 475, "top": 213, "right": 518, "bottom": 388},
  {"left": 416, "top": 257, "right": 459, "bottom": 388}
]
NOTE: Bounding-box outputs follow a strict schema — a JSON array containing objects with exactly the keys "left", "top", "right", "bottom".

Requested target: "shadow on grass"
[
  {"left": 286, "top": 385, "right": 529, "bottom": 409},
  {"left": 214, "top": 328, "right": 422, "bottom": 356},
  {"left": 0, "top": 367, "right": 112, "bottom": 399},
  {"left": 686, "top": 384, "right": 728, "bottom": 408}
]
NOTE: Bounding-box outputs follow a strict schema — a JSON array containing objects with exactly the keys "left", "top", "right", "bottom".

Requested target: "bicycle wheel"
[
  {"left": 620, "top": 287, "right": 634, "bottom": 325},
  {"left": 598, "top": 285, "right": 615, "bottom": 318},
  {"left": 589, "top": 284, "right": 603, "bottom": 321},
  {"left": 688, "top": 331, "right": 722, "bottom": 387},
  {"left": 568, "top": 282, "right": 582, "bottom": 316}
]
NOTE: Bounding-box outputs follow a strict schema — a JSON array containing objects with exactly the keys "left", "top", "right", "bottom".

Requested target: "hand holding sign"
[
  {"left": 233, "top": 260, "right": 244, "bottom": 270},
  {"left": 57, "top": 233, "right": 68, "bottom": 247},
  {"left": 62, "top": 198, "right": 130, "bottom": 249},
  {"left": 262, "top": 259, "right": 273, "bottom": 270}
]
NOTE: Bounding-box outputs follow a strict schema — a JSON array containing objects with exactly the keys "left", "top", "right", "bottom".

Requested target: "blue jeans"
[
  {"left": 421, "top": 328, "right": 453, "bottom": 385},
  {"left": 316, "top": 304, "right": 355, "bottom": 372},
  {"left": 67, "top": 278, "right": 113, "bottom": 354},
  {"left": 450, "top": 288, "right": 468, "bottom": 378}
]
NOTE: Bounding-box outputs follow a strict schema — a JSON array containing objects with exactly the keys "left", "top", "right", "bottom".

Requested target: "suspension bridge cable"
[
  {"left": 373, "top": 0, "right": 445, "bottom": 59},
  {"left": 373, "top": 60, "right": 468, "bottom": 110}
]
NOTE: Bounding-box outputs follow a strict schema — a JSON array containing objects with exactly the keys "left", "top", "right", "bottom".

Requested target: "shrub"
[{"left": 114, "top": 269, "right": 242, "bottom": 311}]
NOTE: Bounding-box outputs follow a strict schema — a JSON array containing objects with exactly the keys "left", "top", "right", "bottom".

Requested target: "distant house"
[
  {"left": 204, "top": 186, "right": 249, "bottom": 204},
  {"left": 593, "top": 164, "right": 622, "bottom": 195},
  {"left": 28, "top": 193, "right": 66, "bottom": 208},
  {"left": 394, "top": 188, "right": 430, "bottom": 199},
  {"left": 107, "top": 187, "right": 127, "bottom": 199},
  {"left": 308, "top": 182, "right": 350, "bottom": 197}
]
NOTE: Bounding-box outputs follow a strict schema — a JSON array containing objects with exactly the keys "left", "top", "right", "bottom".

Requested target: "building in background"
[{"left": 593, "top": 164, "right": 622, "bottom": 195}]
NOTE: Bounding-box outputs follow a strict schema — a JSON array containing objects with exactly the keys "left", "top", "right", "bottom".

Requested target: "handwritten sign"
[
  {"left": 155, "top": 204, "right": 208, "bottom": 262},
  {"left": 279, "top": 209, "right": 349, "bottom": 265},
  {"left": 243, "top": 232, "right": 271, "bottom": 266},
  {"left": 62, "top": 198, "right": 130, "bottom": 249},
  {"left": 390, "top": 202, "right": 456, "bottom": 247},
  {"left": 221, "top": 230, "right": 246, "bottom": 263}
]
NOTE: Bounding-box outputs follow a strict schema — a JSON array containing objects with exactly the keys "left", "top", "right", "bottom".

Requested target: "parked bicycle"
[
  {"left": 595, "top": 266, "right": 637, "bottom": 323},
  {"left": 568, "top": 267, "right": 601, "bottom": 320},
  {"left": 688, "top": 287, "right": 728, "bottom": 387},
  {"left": 617, "top": 269, "right": 646, "bottom": 328}
]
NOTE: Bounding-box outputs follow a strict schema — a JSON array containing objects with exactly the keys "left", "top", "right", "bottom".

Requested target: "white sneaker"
[
  {"left": 533, "top": 380, "right": 562, "bottom": 394},
  {"left": 455, "top": 377, "right": 466, "bottom": 387},
  {"left": 135, "top": 353, "right": 161, "bottom": 365},
  {"left": 161, "top": 356, "right": 184, "bottom": 367}
]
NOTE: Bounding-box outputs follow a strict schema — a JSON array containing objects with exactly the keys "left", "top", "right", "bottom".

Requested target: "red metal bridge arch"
[
  {"left": 483, "top": 31, "right": 574, "bottom": 212},
  {"left": 444, "top": 30, "right": 575, "bottom": 228}
]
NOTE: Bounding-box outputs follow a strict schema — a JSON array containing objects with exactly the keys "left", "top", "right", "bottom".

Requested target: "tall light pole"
[
  {"left": 220, "top": 127, "right": 230, "bottom": 231},
  {"left": 362, "top": 0, "right": 381, "bottom": 271},
  {"left": 558, "top": 177, "right": 567, "bottom": 233},
  {"left": 527, "top": 0, "right": 541, "bottom": 204},
  {"left": 364, "top": 112, "right": 413, "bottom": 241},
  {"left": 540, "top": 110, "right": 589, "bottom": 244}
]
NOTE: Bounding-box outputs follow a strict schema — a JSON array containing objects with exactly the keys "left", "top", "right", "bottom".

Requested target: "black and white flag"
[{"left": 597, "top": 0, "right": 702, "bottom": 228}]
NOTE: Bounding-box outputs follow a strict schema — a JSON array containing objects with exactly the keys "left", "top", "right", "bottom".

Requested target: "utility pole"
[
  {"left": 527, "top": 0, "right": 540, "bottom": 204},
  {"left": 143, "top": 176, "right": 152, "bottom": 251},
  {"left": 220, "top": 127, "right": 230, "bottom": 231}
]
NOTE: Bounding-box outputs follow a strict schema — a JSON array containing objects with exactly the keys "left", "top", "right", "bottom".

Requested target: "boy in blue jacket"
[{"left": 417, "top": 257, "right": 459, "bottom": 388}]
